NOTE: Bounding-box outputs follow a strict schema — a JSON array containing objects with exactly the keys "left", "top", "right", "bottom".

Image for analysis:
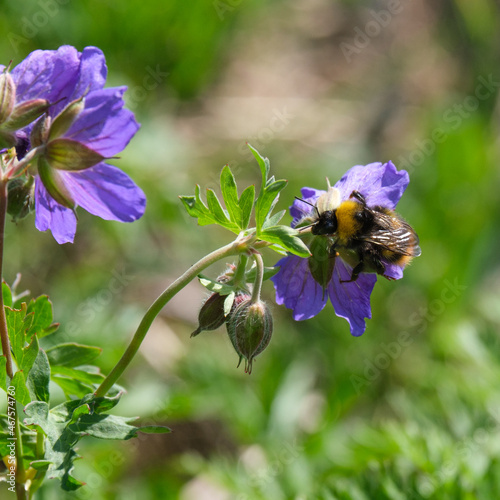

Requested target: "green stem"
[
  {"left": 0, "top": 179, "right": 13, "bottom": 379},
  {"left": 95, "top": 239, "right": 242, "bottom": 397},
  {"left": 28, "top": 431, "right": 46, "bottom": 498},
  {"left": 232, "top": 254, "right": 248, "bottom": 288},
  {"left": 14, "top": 404, "right": 27, "bottom": 500},
  {"left": 250, "top": 252, "right": 264, "bottom": 304}
]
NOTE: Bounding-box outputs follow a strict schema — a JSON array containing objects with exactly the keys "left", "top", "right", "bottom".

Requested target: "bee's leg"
[
  {"left": 349, "top": 191, "right": 366, "bottom": 205},
  {"left": 340, "top": 260, "right": 365, "bottom": 283},
  {"left": 371, "top": 254, "right": 388, "bottom": 277}
]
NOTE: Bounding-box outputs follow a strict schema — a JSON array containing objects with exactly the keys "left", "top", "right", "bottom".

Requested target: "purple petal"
[
  {"left": 290, "top": 187, "right": 324, "bottom": 226},
  {"left": 60, "top": 163, "right": 146, "bottom": 222},
  {"left": 271, "top": 255, "right": 328, "bottom": 320},
  {"left": 383, "top": 261, "right": 404, "bottom": 280},
  {"left": 334, "top": 161, "right": 409, "bottom": 209},
  {"left": 65, "top": 46, "right": 107, "bottom": 103},
  {"left": 64, "top": 87, "right": 139, "bottom": 157},
  {"left": 34, "top": 178, "right": 77, "bottom": 244},
  {"left": 328, "top": 259, "right": 377, "bottom": 336},
  {"left": 12, "top": 46, "right": 81, "bottom": 106}
]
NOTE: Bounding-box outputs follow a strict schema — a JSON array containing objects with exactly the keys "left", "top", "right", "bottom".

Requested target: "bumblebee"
[{"left": 300, "top": 188, "right": 421, "bottom": 283}]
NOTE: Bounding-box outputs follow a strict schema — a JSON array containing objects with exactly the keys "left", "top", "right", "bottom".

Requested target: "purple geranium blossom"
[
  {"left": 4, "top": 45, "right": 145, "bottom": 244},
  {"left": 271, "top": 161, "right": 410, "bottom": 336}
]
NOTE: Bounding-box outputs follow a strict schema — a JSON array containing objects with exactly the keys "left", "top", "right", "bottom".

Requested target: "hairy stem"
[
  {"left": 95, "top": 239, "right": 243, "bottom": 397},
  {"left": 250, "top": 252, "right": 264, "bottom": 304}
]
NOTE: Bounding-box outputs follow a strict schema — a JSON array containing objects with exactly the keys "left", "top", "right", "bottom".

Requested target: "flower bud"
[
  {"left": 0, "top": 71, "right": 16, "bottom": 125},
  {"left": 191, "top": 292, "right": 227, "bottom": 337},
  {"left": 191, "top": 291, "right": 251, "bottom": 337},
  {"left": 3, "top": 98, "right": 51, "bottom": 131},
  {"left": 7, "top": 175, "right": 35, "bottom": 222},
  {"left": 226, "top": 299, "right": 273, "bottom": 374}
]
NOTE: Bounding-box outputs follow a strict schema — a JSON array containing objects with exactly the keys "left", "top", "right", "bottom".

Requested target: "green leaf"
[
  {"left": 247, "top": 143, "right": 270, "bottom": 187},
  {"left": 30, "top": 460, "right": 52, "bottom": 471},
  {"left": 220, "top": 165, "right": 242, "bottom": 226},
  {"left": 139, "top": 425, "right": 172, "bottom": 434},
  {"left": 206, "top": 189, "right": 232, "bottom": 226},
  {"left": 223, "top": 292, "right": 235, "bottom": 316},
  {"left": 259, "top": 226, "right": 311, "bottom": 258},
  {"left": 24, "top": 401, "right": 83, "bottom": 491},
  {"left": 255, "top": 180, "right": 287, "bottom": 233},
  {"left": 179, "top": 184, "right": 215, "bottom": 226},
  {"left": 11, "top": 371, "right": 31, "bottom": 405},
  {"left": 198, "top": 275, "right": 234, "bottom": 295},
  {"left": 51, "top": 365, "right": 105, "bottom": 386},
  {"left": 263, "top": 209, "right": 286, "bottom": 229},
  {"left": 52, "top": 375, "right": 94, "bottom": 399},
  {"left": 180, "top": 184, "right": 240, "bottom": 233},
  {"left": 27, "top": 349, "right": 50, "bottom": 403},
  {"left": 72, "top": 413, "right": 170, "bottom": 439},
  {"left": 2, "top": 281, "right": 12, "bottom": 307},
  {"left": 5, "top": 303, "right": 29, "bottom": 364},
  {"left": 20, "top": 333, "right": 39, "bottom": 373},
  {"left": 46, "top": 343, "right": 102, "bottom": 368},
  {"left": 26, "top": 295, "right": 59, "bottom": 339},
  {"left": 239, "top": 184, "right": 255, "bottom": 229},
  {"left": 0, "top": 356, "right": 6, "bottom": 391}
]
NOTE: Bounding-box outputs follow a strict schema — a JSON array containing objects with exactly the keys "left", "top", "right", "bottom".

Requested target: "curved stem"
[
  {"left": 0, "top": 179, "right": 13, "bottom": 378},
  {"left": 95, "top": 239, "right": 242, "bottom": 397},
  {"left": 250, "top": 252, "right": 264, "bottom": 304}
]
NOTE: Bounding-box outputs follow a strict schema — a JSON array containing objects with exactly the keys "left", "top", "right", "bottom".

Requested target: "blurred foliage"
[{"left": 1, "top": 0, "right": 500, "bottom": 498}]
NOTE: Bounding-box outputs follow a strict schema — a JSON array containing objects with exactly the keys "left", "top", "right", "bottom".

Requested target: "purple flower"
[
  {"left": 4, "top": 46, "right": 145, "bottom": 244},
  {"left": 271, "top": 161, "right": 410, "bottom": 336}
]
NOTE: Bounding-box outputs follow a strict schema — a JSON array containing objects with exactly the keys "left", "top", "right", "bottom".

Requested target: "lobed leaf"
[{"left": 259, "top": 225, "right": 311, "bottom": 258}]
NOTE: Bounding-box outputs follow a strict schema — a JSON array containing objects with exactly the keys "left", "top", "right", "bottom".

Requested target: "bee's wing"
[{"left": 363, "top": 211, "right": 421, "bottom": 257}]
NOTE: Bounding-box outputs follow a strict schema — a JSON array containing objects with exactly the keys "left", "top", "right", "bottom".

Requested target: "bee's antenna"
[{"left": 295, "top": 196, "right": 320, "bottom": 217}]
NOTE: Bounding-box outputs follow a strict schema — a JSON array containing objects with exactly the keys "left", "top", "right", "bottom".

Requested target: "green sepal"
[
  {"left": 46, "top": 138, "right": 104, "bottom": 171},
  {"left": 48, "top": 96, "right": 85, "bottom": 140},
  {"left": 37, "top": 156, "right": 76, "bottom": 209}
]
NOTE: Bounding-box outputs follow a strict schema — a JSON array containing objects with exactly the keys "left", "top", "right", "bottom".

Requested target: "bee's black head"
[{"left": 311, "top": 210, "right": 337, "bottom": 236}]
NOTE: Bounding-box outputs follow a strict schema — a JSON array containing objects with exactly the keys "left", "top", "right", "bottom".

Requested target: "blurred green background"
[{"left": 1, "top": 0, "right": 500, "bottom": 498}]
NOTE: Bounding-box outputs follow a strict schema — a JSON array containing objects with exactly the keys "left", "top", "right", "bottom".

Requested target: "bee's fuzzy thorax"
[{"left": 335, "top": 200, "right": 363, "bottom": 243}]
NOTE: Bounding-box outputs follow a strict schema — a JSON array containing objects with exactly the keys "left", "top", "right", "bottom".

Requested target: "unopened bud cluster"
[
  {"left": 226, "top": 299, "right": 273, "bottom": 374},
  {"left": 191, "top": 264, "right": 274, "bottom": 373}
]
